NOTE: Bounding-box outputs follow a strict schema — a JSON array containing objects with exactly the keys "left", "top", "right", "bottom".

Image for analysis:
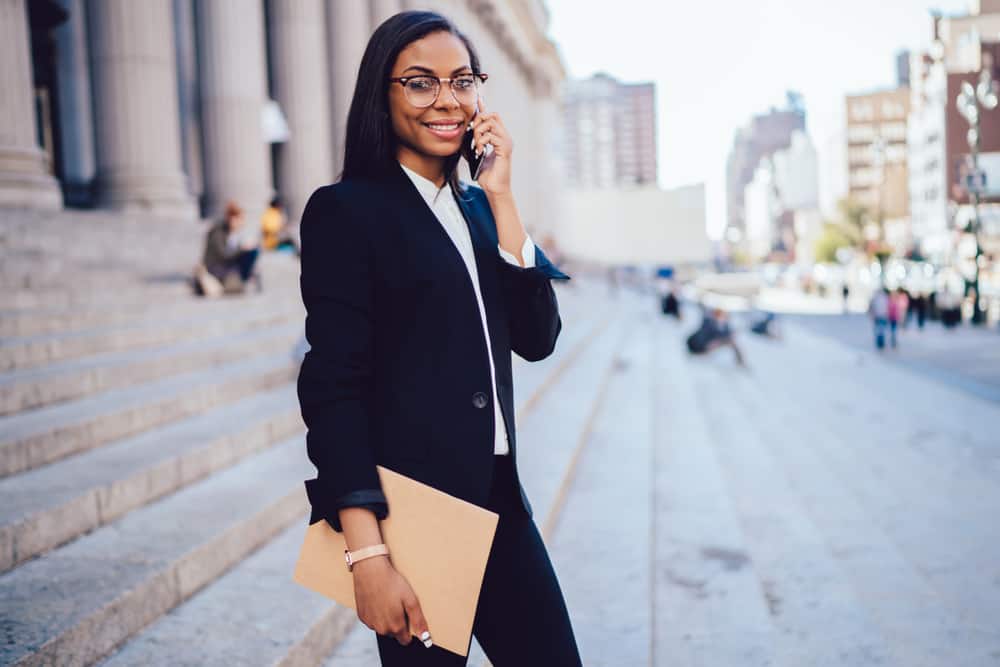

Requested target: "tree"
[{"left": 814, "top": 222, "right": 855, "bottom": 263}]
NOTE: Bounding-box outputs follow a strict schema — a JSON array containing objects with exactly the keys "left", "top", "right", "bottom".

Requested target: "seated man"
[
  {"left": 686, "top": 307, "right": 746, "bottom": 366},
  {"left": 194, "top": 200, "right": 260, "bottom": 297}
]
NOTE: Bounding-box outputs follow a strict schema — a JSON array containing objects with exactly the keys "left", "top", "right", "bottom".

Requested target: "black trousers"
[{"left": 376, "top": 455, "right": 582, "bottom": 666}]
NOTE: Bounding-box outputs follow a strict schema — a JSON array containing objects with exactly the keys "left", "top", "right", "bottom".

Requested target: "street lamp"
[{"left": 955, "top": 54, "right": 998, "bottom": 324}]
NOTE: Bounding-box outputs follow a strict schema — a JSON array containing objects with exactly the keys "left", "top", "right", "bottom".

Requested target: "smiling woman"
[{"left": 297, "top": 9, "right": 579, "bottom": 667}]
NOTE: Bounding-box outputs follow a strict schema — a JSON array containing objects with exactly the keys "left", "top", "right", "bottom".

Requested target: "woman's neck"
[{"left": 397, "top": 147, "right": 446, "bottom": 188}]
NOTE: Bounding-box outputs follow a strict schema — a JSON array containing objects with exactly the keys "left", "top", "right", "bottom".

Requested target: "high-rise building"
[
  {"left": 845, "top": 87, "right": 911, "bottom": 235},
  {"left": 561, "top": 73, "right": 657, "bottom": 188},
  {"left": 907, "top": 3, "right": 1000, "bottom": 261},
  {"left": 725, "top": 93, "right": 806, "bottom": 242}
]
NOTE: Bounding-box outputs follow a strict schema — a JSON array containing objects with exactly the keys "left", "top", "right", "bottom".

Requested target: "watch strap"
[{"left": 345, "top": 543, "right": 389, "bottom": 571}]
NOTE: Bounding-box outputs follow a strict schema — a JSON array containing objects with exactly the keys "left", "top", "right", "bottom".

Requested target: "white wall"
[{"left": 557, "top": 184, "right": 709, "bottom": 265}]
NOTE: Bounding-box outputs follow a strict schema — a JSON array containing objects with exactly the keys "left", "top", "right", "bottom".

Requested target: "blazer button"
[{"left": 472, "top": 392, "right": 489, "bottom": 409}]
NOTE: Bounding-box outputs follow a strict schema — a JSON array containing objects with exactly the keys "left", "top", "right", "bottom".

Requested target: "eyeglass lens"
[{"left": 403, "top": 76, "right": 480, "bottom": 107}]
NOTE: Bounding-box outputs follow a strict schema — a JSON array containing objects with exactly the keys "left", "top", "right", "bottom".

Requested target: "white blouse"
[{"left": 399, "top": 162, "right": 534, "bottom": 456}]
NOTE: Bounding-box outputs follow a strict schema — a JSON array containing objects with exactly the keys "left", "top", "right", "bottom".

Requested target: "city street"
[
  {"left": 790, "top": 311, "right": 1000, "bottom": 404},
  {"left": 324, "top": 288, "right": 1000, "bottom": 666}
]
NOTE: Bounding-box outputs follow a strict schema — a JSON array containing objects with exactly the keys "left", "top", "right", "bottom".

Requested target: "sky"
[{"left": 545, "top": 0, "right": 971, "bottom": 239}]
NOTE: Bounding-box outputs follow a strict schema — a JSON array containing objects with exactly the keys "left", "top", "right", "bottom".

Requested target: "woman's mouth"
[{"left": 422, "top": 121, "right": 463, "bottom": 140}]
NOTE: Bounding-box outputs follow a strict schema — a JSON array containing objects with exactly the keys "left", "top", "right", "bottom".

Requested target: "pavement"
[
  {"left": 325, "top": 289, "right": 1000, "bottom": 666},
  {"left": 4, "top": 223, "right": 1000, "bottom": 667},
  {"left": 788, "top": 311, "right": 1000, "bottom": 404}
]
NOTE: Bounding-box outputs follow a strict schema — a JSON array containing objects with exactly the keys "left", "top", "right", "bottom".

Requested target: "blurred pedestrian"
[
  {"left": 888, "top": 288, "right": 908, "bottom": 347},
  {"left": 686, "top": 308, "right": 746, "bottom": 366},
  {"left": 869, "top": 288, "right": 890, "bottom": 350},
  {"left": 193, "top": 200, "right": 261, "bottom": 297},
  {"left": 660, "top": 288, "right": 681, "bottom": 320},
  {"left": 842, "top": 283, "right": 850, "bottom": 313},
  {"left": 750, "top": 311, "right": 780, "bottom": 340},
  {"left": 911, "top": 292, "right": 927, "bottom": 330},
  {"left": 260, "top": 195, "right": 300, "bottom": 255}
]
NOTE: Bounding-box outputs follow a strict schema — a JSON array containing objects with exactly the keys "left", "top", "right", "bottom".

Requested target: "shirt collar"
[{"left": 399, "top": 161, "right": 448, "bottom": 206}]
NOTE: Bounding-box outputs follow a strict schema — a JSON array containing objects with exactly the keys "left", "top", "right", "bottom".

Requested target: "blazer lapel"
[{"left": 452, "top": 187, "right": 508, "bottom": 365}]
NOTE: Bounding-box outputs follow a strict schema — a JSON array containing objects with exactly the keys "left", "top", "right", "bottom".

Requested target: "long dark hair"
[{"left": 341, "top": 11, "right": 482, "bottom": 192}]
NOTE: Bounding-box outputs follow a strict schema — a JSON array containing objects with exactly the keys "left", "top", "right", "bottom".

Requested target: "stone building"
[{"left": 1, "top": 0, "right": 564, "bottom": 233}]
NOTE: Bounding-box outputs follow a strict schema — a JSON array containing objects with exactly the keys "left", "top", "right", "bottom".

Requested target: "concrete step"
[
  {"left": 0, "top": 253, "right": 300, "bottom": 311},
  {"left": 0, "top": 384, "right": 301, "bottom": 573},
  {"left": 546, "top": 311, "right": 652, "bottom": 667},
  {"left": 739, "top": 327, "right": 1000, "bottom": 663},
  {"left": 326, "top": 293, "right": 633, "bottom": 666},
  {"left": 0, "top": 320, "right": 302, "bottom": 415},
  {"left": 689, "top": 357, "right": 893, "bottom": 666},
  {"left": 0, "top": 299, "right": 305, "bottom": 377},
  {"left": 730, "top": 338, "right": 998, "bottom": 667},
  {"left": 96, "top": 518, "right": 355, "bottom": 667},
  {"left": 0, "top": 282, "right": 196, "bottom": 310},
  {"left": 648, "top": 318, "right": 781, "bottom": 666},
  {"left": 0, "top": 437, "right": 311, "bottom": 667},
  {"left": 0, "top": 287, "right": 301, "bottom": 344},
  {"left": 0, "top": 352, "right": 297, "bottom": 478}
]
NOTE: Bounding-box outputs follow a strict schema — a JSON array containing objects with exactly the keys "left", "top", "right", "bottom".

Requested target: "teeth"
[{"left": 427, "top": 123, "right": 459, "bottom": 130}]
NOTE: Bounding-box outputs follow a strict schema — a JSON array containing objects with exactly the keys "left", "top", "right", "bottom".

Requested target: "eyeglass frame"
[{"left": 388, "top": 72, "right": 489, "bottom": 108}]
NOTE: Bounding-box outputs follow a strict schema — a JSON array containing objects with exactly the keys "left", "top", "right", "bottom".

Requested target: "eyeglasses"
[{"left": 388, "top": 73, "right": 488, "bottom": 108}]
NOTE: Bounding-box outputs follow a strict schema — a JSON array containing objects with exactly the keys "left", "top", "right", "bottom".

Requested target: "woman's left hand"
[{"left": 470, "top": 96, "right": 513, "bottom": 196}]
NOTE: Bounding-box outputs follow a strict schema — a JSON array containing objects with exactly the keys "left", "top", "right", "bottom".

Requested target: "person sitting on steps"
[{"left": 193, "top": 200, "right": 262, "bottom": 297}]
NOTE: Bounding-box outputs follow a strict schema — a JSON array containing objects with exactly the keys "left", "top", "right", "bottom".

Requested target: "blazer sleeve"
[
  {"left": 496, "top": 237, "right": 571, "bottom": 362},
  {"left": 297, "top": 185, "right": 387, "bottom": 532}
]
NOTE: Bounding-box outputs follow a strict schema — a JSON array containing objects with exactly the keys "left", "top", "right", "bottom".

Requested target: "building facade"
[
  {"left": 561, "top": 72, "right": 657, "bottom": 188},
  {"left": 725, "top": 93, "right": 806, "bottom": 243},
  {"left": 845, "top": 87, "right": 911, "bottom": 245},
  {"left": 559, "top": 184, "right": 709, "bottom": 266},
  {"left": 1, "top": 0, "right": 564, "bottom": 235},
  {"left": 907, "top": 3, "right": 1000, "bottom": 260}
]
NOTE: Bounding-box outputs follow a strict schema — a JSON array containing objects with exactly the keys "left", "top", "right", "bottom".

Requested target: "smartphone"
[{"left": 462, "top": 101, "right": 489, "bottom": 180}]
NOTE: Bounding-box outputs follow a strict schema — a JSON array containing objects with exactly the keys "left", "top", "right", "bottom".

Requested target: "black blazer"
[{"left": 297, "top": 162, "right": 569, "bottom": 531}]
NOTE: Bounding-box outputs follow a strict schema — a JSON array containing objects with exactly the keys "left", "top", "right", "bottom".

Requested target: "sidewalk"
[
  {"left": 789, "top": 312, "right": 1000, "bottom": 403},
  {"left": 550, "top": 293, "right": 1000, "bottom": 665}
]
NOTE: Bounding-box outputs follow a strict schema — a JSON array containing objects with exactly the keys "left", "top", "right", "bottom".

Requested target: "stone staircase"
[{"left": 0, "top": 208, "right": 623, "bottom": 666}]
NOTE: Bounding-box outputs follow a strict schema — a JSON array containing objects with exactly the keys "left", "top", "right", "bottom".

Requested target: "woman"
[{"left": 296, "top": 11, "right": 580, "bottom": 666}]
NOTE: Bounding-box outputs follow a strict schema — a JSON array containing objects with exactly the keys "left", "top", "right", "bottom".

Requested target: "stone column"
[
  {"left": 267, "top": 0, "right": 334, "bottom": 224},
  {"left": 85, "top": 0, "right": 195, "bottom": 217},
  {"left": 53, "top": 0, "right": 95, "bottom": 207},
  {"left": 326, "top": 0, "right": 370, "bottom": 177},
  {"left": 196, "top": 0, "right": 272, "bottom": 223},
  {"left": 173, "top": 0, "right": 203, "bottom": 207},
  {"left": 0, "top": 0, "right": 63, "bottom": 209},
  {"left": 370, "top": 0, "right": 400, "bottom": 30}
]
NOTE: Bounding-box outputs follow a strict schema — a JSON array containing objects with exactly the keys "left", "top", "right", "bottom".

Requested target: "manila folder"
[{"left": 292, "top": 465, "right": 499, "bottom": 657}]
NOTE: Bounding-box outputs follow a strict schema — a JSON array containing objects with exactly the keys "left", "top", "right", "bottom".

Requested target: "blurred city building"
[
  {"left": 845, "top": 86, "right": 911, "bottom": 248},
  {"left": 743, "top": 130, "right": 820, "bottom": 263},
  {"left": 557, "top": 73, "right": 705, "bottom": 267},
  {"left": 1, "top": 0, "right": 564, "bottom": 235},
  {"left": 907, "top": 2, "right": 1000, "bottom": 268},
  {"left": 725, "top": 92, "right": 806, "bottom": 247},
  {"left": 561, "top": 72, "right": 657, "bottom": 188}
]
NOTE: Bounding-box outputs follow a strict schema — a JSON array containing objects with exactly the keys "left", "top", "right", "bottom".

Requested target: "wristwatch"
[{"left": 345, "top": 544, "right": 389, "bottom": 572}]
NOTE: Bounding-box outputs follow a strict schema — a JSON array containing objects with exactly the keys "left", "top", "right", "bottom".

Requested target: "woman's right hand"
[{"left": 352, "top": 556, "right": 430, "bottom": 647}]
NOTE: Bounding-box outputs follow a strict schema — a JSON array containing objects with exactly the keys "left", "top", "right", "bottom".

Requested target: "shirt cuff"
[{"left": 498, "top": 235, "right": 536, "bottom": 268}]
